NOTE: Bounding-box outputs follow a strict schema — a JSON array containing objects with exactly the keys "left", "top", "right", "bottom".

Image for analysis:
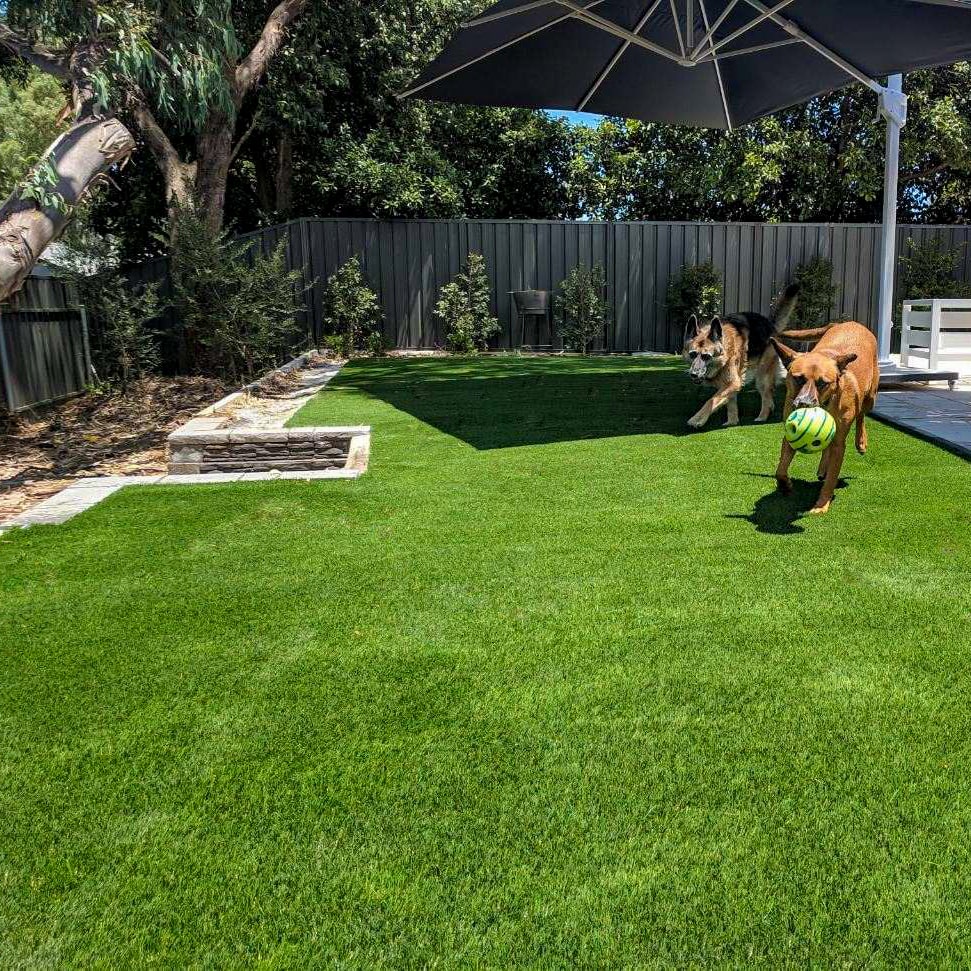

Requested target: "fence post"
[
  {"left": 79, "top": 305, "right": 94, "bottom": 383},
  {"left": 0, "top": 309, "right": 9, "bottom": 411}
]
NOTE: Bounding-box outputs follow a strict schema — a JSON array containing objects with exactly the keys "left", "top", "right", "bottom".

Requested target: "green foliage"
[
  {"left": 899, "top": 237, "right": 971, "bottom": 301},
  {"left": 320, "top": 257, "right": 383, "bottom": 353},
  {"left": 0, "top": 70, "right": 67, "bottom": 199},
  {"left": 17, "top": 155, "right": 66, "bottom": 212},
  {"left": 94, "top": 277, "right": 162, "bottom": 390},
  {"left": 364, "top": 330, "right": 387, "bottom": 357},
  {"left": 3, "top": 1, "right": 241, "bottom": 129},
  {"left": 666, "top": 263, "right": 722, "bottom": 329},
  {"left": 46, "top": 222, "right": 159, "bottom": 388},
  {"left": 434, "top": 252, "right": 500, "bottom": 354},
  {"left": 555, "top": 263, "right": 609, "bottom": 355},
  {"left": 787, "top": 258, "right": 840, "bottom": 329},
  {"left": 169, "top": 206, "right": 306, "bottom": 382}
]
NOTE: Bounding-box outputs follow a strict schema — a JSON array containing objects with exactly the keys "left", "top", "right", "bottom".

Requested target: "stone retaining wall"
[{"left": 168, "top": 425, "right": 370, "bottom": 475}]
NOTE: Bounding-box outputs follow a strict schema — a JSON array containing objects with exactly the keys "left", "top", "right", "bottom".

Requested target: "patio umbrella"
[{"left": 402, "top": 0, "right": 971, "bottom": 370}]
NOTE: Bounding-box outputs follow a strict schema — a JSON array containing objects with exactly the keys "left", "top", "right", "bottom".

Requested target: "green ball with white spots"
[{"left": 785, "top": 407, "right": 836, "bottom": 454}]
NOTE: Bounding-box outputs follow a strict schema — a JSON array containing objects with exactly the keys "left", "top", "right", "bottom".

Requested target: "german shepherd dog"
[{"left": 683, "top": 285, "right": 831, "bottom": 429}]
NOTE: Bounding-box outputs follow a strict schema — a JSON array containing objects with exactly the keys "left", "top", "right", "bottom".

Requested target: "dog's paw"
[
  {"left": 723, "top": 419, "right": 739, "bottom": 428},
  {"left": 687, "top": 415, "right": 707, "bottom": 429},
  {"left": 753, "top": 416, "right": 769, "bottom": 424},
  {"left": 856, "top": 445, "right": 867, "bottom": 455},
  {"left": 776, "top": 477, "right": 793, "bottom": 496},
  {"left": 807, "top": 501, "right": 832, "bottom": 515}
]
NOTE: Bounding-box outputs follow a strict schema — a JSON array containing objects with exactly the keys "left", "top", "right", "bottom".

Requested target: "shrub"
[
  {"left": 787, "top": 257, "right": 840, "bottom": 329},
  {"left": 320, "top": 257, "right": 383, "bottom": 354},
  {"left": 899, "top": 237, "right": 971, "bottom": 304},
  {"left": 364, "top": 330, "right": 387, "bottom": 357},
  {"left": 555, "top": 263, "right": 609, "bottom": 354},
  {"left": 666, "top": 262, "right": 722, "bottom": 329},
  {"left": 94, "top": 277, "right": 162, "bottom": 390},
  {"left": 435, "top": 252, "right": 500, "bottom": 354},
  {"left": 169, "top": 205, "right": 307, "bottom": 383},
  {"left": 47, "top": 225, "right": 160, "bottom": 389}
]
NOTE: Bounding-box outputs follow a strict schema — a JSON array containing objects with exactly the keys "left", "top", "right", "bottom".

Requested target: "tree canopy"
[{"left": 3, "top": 0, "right": 971, "bottom": 284}]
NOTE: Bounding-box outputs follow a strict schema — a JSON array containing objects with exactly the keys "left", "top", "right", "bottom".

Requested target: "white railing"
[{"left": 901, "top": 298, "right": 971, "bottom": 370}]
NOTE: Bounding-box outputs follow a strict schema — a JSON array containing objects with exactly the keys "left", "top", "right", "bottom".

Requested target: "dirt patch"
[{"left": 1, "top": 376, "right": 229, "bottom": 522}]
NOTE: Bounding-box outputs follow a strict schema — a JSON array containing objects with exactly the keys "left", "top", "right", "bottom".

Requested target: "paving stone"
[
  {"left": 873, "top": 388, "right": 971, "bottom": 459},
  {"left": 156, "top": 473, "right": 244, "bottom": 485}
]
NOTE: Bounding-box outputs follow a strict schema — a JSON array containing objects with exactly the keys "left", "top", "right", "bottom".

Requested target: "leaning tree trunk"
[{"left": 0, "top": 116, "right": 135, "bottom": 303}]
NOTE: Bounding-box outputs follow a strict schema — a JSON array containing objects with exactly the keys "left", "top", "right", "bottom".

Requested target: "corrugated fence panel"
[
  {"left": 113, "top": 217, "right": 971, "bottom": 356},
  {"left": 0, "top": 308, "right": 89, "bottom": 412}
]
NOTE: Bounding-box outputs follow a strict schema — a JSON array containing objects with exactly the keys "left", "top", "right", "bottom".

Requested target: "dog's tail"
[
  {"left": 770, "top": 283, "right": 801, "bottom": 332},
  {"left": 778, "top": 324, "right": 833, "bottom": 341}
]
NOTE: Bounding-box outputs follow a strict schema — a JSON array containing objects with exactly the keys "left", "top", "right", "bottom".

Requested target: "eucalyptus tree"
[{"left": 0, "top": 0, "right": 308, "bottom": 302}]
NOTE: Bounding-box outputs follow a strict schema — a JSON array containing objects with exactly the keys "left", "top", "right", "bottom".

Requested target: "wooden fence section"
[
  {"left": 0, "top": 307, "right": 91, "bottom": 412},
  {"left": 125, "top": 218, "right": 971, "bottom": 355}
]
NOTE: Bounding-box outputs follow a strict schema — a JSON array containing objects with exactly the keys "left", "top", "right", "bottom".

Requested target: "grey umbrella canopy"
[
  {"left": 403, "top": 0, "right": 971, "bottom": 130},
  {"left": 404, "top": 0, "right": 971, "bottom": 370}
]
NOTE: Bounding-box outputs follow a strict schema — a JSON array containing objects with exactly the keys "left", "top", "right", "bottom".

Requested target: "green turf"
[{"left": 3, "top": 355, "right": 971, "bottom": 966}]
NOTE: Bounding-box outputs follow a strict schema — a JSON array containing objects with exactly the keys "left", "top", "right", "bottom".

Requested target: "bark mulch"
[{"left": 1, "top": 376, "right": 229, "bottom": 523}]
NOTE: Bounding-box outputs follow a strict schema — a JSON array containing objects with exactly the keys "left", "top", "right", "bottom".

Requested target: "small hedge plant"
[
  {"left": 435, "top": 252, "right": 500, "bottom": 354},
  {"left": 555, "top": 263, "right": 609, "bottom": 354},
  {"left": 666, "top": 262, "right": 722, "bottom": 329},
  {"left": 320, "top": 256, "right": 384, "bottom": 357}
]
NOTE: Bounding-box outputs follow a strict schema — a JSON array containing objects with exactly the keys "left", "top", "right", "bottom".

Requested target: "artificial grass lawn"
[{"left": 3, "top": 355, "right": 971, "bottom": 966}]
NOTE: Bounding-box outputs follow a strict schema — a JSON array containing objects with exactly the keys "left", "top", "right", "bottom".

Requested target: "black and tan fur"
[{"left": 682, "top": 285, "right": 831, "bottom": 429}]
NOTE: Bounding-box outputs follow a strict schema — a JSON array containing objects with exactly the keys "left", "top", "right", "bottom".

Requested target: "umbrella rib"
[
  {"left": 669, "top": 0, "right": 687, "bottom": 56},
  {"left": 555, "top": 0, "right": 687, "bottom": 64},
  {"left": 698, "top": 0, "right": 732, "bottom": 130},
  {"left": 695, "top": 36, "right": 800, "bottom": 62},
  {"left": 690, "top": 0, "right": 741, "bottom": 59},
  {"left": 577, "top": 0, "right": 665, "bottom": 110},
  {"left": 398, "top": 0, "right": 608, "bottom": 99},
  {"left": 464, "top": 0, "right": 570, "bottom": 28},
  {"left": 706, "top": 0, "right": 796, "bottom": 58},
  {"left": 740, "top": 0, "right": 883, "bottom": 93}
]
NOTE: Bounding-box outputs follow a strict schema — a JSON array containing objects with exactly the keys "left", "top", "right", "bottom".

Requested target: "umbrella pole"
[{"left": 877, "top": 74, "right": 907, "bottom": 364}]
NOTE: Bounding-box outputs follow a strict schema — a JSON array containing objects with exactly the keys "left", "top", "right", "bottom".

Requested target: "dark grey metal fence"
[
  {"left": 128, "top": 217, "right": 971, "bottom": 355},
  {"left": 0, "top": 306, "right": 91, "bottom": 412}
]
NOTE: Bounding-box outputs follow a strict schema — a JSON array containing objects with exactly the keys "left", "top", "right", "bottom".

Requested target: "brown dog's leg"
[
  {"left": 816, "top": 449, "right": 830, "bottom": 481},
  {"left": 688, "top": 375, "right": 742, "bottom": 429},
  {"left": 775, "top": 439, "right": 796, "bottom": 495},
  {"left": 809, "top": 426, "right": 849, "bottom": 514},
  {"left": 754, "top": 355, "right": 778, "bottom": 423},
  {"left": 855, "top": 413, "right": 868, "bottom": 455},
  {"left": 725, "top": 394, "right": 740, "bottom": 427}
]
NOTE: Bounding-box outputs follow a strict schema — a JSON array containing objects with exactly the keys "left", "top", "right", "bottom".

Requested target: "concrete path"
[
  {"left": 0, "top": 468, "right": 362, "bottom": 534},
  {"left": 872, "top": 386, "right": 971, "bottom": 460}
]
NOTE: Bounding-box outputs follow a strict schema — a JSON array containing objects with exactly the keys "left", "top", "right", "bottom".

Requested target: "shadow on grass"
[
  {"left": 341, "top": 357, "right": 782, "bottom": 450},
  {"left": 729, "top": 474, "right": 850, "bottom": 535}
]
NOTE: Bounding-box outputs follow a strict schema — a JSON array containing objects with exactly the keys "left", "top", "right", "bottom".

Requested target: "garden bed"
[{"left": 166, "top": 352, "right": 369, "bottom": 475}]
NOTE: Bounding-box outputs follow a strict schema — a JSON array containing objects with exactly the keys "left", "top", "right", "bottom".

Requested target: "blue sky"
[{"left": 546, "top": 110, "right": 605, "bottom": 127}]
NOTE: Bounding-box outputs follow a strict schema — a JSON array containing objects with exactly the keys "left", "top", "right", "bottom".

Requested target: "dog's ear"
[
  {"left": 834, "top": 352, "right": 857, "bottom": 373},
  {"left": 770, "top": 337, "right": 798, "bottom": 369},
  {"left": 708, "top": 316, "right": 722, "bottom": 342},
  {"left": 684, "top": 315, "right": 699, "bottom": 340}
]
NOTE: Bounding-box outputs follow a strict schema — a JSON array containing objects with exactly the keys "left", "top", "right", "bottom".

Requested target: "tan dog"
[
  {"left": 770, "top": 322, "right": 879, "bottom": 515},
  {"left": 683, "top": 285, "right": 832, "bottom": 428}
]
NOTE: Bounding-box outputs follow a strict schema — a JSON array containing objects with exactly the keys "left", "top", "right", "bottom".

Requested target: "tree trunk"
[
  {"left": 275, "top": 132, "right": 294, "bottom": 218},
  {"left": 195, "top": 118, "right": 235, "bottom": 233},
  {"left": 0, "top": 116, "right": 135, "bottom": 303}
]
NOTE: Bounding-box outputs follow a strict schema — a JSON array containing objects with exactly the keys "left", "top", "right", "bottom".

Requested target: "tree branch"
[
  {"left": 235, "top": 0, "right": 309, "bottom": 101},
  {"left": 132, "top": 101, "right": 181, "bottom": 172},
  {"left": 229, "top": 111, "right": 262, "bottom": 167},
  {"left": 0, "top": 24, "right": 70, "bottom": 80}
]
